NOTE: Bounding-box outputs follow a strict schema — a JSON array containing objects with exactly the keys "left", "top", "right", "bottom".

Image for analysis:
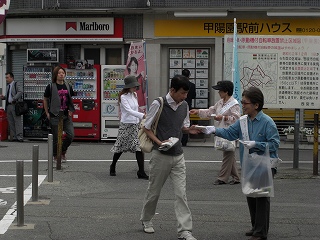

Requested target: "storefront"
[{"left": 144, "top": 14, "right": 320, "bottom": 136}]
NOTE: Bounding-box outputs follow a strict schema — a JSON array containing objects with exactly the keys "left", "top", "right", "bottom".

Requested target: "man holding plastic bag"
[{"left": 200, "top": 87, "right": 280, "bottom": 240}]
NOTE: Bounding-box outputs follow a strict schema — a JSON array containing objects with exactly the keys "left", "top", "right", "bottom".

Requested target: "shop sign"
[
  {"left": 1, "top": 17, "right": 123, "bottom": 42},
  {"left": 155, "top": 18, "right": 320, "bottom": 37}
]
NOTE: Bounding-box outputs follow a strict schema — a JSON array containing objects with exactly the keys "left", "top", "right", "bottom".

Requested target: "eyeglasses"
[{"left": 240, "top": 101, "right": 252, "bottom": 105}]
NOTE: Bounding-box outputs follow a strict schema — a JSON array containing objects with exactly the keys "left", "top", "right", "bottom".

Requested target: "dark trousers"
[
  {"left": 246, "top": 168, "right": 275, "bottom": 239},
  {"left": 181, "top": 133, "right": 188, "bottom": 146},
  {"left": 50, "top": 115, "right": 74, "bottom": 157},
  {"left": 246, "top": 196, "right": 270, "bottom": 238}
]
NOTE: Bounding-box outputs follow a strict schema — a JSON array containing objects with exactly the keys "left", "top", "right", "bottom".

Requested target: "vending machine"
[
  {"left": 100, "top": 65, "right": 126, "bottom": 140},
  {"left": 23, "top": 65, "right": 53, "bottom": 139},
  {"left": 64, "top": 64, "right": 101, "bottom": 140}
]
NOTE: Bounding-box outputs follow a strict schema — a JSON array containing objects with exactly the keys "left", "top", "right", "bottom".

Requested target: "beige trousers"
[
  {"left": 140, "top": 150, "right": 192, "bottom": 234},
  {"left": 217, "top": 150, "right": 240, "bottom": 182}
]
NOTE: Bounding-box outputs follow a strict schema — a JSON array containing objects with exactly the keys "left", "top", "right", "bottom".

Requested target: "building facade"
[{"left": 2, "top": 0, "right": 320, "bottom": 138}]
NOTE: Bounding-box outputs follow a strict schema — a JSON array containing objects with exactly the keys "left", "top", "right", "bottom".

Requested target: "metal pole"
[
  {"left": 48, "top": 134, "right": 53, "bottom": 182},
  {"left": 313, "top": 113, "right": 319, "bottom": 176},
  {"left": 56, "top": 112, "right": 64, "bottom": 170},
  {"left": 32, "top": 145, "right": 39, "bottom": 202},
  {"left": 293, "top": 109, "right": 300, "bottom": 169},
  {"left": 16, "top": 160, "right": 24, "bottom": 227}
]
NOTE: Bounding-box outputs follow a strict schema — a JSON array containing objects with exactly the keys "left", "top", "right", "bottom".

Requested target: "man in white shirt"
[
  {"left": 140, "top": 75, "right": 200, "bottom": 240},
  {"left": 0, "top": 72, "right": 24, "bottom": 142}
]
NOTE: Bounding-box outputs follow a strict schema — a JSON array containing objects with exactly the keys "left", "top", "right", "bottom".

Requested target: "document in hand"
[{"left": 158, "top": 137, "right": 180, "bottom": 151}]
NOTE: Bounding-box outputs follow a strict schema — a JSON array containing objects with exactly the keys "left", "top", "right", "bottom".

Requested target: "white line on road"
[
  {"left": 0, "top": 175, "right": 46, "bottom": 234},
  {"left": 0, "top": 160, "right": 318, "bottom": 163}
]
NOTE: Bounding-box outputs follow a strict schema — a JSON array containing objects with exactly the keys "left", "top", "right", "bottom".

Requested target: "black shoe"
[
  {"left": 213, "top": 179, "right": 226, "bottom": 185},
  {"left": 137, "top": 171, "right": 149, "bottom": 180},
  {"left": 110, "top": 165, "right": 116, "bottom": 176},
  {"left": 245, "top": 229, "right": 254, "bottom": 236},
  {"left": 229, "top": 180, "right": 240, "bottom": 185},
  {"left": 18, "top": 139, "right": 24, "bottom": 142}
]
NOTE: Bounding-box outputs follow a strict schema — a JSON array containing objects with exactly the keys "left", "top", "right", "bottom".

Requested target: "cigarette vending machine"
[
  {"left": 23, "top": 65, "right": 53, "bottom": 139},
  {"left": 100, "top": 65, "right": 126, "bottom": 140},
  {"left": 64, "top": 64, "right": 101, "bottom": 140}
]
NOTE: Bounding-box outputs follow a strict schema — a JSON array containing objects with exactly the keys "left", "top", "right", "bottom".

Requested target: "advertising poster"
[
  {"left": 125, "top": 41, "right": 147, "bottom": 113},
  {"left": 224, "top": 35, "right": 320, "bottom": 109}
]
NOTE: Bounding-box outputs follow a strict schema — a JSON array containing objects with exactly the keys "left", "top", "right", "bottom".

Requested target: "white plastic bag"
[
  {"left": 214, "top": 136, "right": 236, "bottom": 151},
  {"left": 241, "top": 144, "right": 274, "bottom": 197},
  {"left": 214, "top": 118, "right": 236, "bottom": 151}
]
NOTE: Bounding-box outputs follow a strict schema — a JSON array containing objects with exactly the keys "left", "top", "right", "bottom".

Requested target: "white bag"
[{"left": 214, "top": 136, "right": 236, "bottom": 151}]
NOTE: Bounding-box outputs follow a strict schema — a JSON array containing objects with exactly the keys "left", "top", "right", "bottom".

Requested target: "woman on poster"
[{"left": 126, "top": 56, "right": 147, "bottom": 113}]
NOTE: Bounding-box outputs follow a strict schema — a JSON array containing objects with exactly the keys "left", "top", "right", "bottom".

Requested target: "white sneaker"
[
  {"left": 178, "top": 231, "right": 197, "bottom": 240},
  {"left": 142, "top": 221, "right": 154, "bottom": 234}
]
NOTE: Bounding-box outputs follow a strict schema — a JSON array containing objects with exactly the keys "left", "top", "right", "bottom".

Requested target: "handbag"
[
  {"left": 15, "top": 101, "right": 29, "bottom": 116},
  {"left": 138, "top": 97, "right": 164, "bottom": 153}
]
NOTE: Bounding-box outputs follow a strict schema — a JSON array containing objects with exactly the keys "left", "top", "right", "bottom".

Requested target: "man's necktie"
[{"left": 6, "top": 84, "right": 10, "bottom": 105}]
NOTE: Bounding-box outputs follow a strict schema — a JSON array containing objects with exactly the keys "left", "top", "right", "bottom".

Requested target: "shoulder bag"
[
  {"left": 14, "top": 82, "right": 29, "bottom": 116},
  {"left": 15, "top": 101, "right": 29, "bottom": 116},
  {"left": 138, "top": 97, "right": 164, "bottom": 153}
]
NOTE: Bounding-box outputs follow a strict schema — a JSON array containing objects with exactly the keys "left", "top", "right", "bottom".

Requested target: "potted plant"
[
  {"left": 300, "top": 127, "right": 320, "bottom": 143},
  {"left": 281, "top": 126, "right": 295, "bottom": 140}
]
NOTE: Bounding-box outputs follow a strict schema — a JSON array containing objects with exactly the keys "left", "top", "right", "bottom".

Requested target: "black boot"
[
  {"left": 136, "top": 151, "right": 148, "bottom": 179},
  {"left": 137, "top": 171, "right": 149, "bottom": 180},
  {"left": 110, "top": 165, "right": 116, "bottom": 176},
  {"left": 110, "top": 152, "right": 122, "bottom": 176}
]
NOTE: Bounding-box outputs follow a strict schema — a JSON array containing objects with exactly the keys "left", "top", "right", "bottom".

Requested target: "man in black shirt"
[{"left": 181, "top": 69, "right": 196, "bottom": 146}]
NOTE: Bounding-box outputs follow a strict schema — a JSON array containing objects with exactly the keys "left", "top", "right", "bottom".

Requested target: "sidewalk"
[{"left": 0, "top": 140, "right": 319, "bottom": 240}]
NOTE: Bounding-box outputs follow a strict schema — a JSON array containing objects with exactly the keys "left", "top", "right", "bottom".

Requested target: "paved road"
[{"left": 0, "top": 140, "right": 319, "bottom": 240}]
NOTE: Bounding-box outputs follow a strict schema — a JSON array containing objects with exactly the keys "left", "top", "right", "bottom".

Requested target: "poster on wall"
[
  {"left": 170, "top": 49, "right": 182, "bottom": 58},
  {"left": 224, "top": 35, "right": 320, "bottom": 109},
  {"left": 170, "top": 59, "right": 182, "bottom": 68},
  {"left": 125, "top": 41, "right": 147, "bottom": 113},
  {"left": 196, "top": 79, "right": 208, "bottom": 88},
  {"left": 168, "top": 48, "right": 210, "bottom": 108},
  {"left": 195, "top": 99, "right": 208, "bottom": 108}
]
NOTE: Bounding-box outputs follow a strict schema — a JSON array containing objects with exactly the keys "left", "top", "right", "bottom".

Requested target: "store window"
[
  {"left": 105, "top": 48, "right": 122, "bottom": 65},
  {"left": 169, "top": 48, "right": 210, "bottom": 108},
  {"left": 84, "top": 48, "right": 100, "bottom": 64}
]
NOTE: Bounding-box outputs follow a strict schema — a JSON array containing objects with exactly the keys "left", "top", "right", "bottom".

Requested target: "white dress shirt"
[
  {"left": 144, "top": 93, "right": 190, "bottom": 130},
  {"left": 120, "top": 92, "right": 144, "bottom": 124}
]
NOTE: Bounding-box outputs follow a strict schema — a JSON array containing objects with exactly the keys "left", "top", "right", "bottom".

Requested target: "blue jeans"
[{"left": 50, "top": 114, "right": 74, "bottom": 157}]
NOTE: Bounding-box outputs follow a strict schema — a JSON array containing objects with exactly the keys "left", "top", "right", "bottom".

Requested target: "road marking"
[
  {"left": 0, "top": 160, "right": 318, "bottom": 163},
  {"left": 0, "top": 175, "right": 46, "bottom": 234},
  {"left": 0, "top": 187, "right": 15, "bottom": 193}
]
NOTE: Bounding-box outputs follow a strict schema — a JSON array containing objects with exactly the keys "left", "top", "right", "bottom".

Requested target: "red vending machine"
[{"left": 63, "top": 63, "right": 101, "bottom": 140}]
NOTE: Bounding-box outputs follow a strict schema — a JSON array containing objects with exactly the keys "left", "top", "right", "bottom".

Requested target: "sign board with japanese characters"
[
  {"left": 155, "top": 18, "right": 320, "bottom": 37},
  {"left": 224, "top": 35, "right": 320, "bottom": 109}
]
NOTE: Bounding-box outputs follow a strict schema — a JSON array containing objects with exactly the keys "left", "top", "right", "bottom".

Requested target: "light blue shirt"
[{"left": 215, "top": 110, "right": 280, "bottom": 164}]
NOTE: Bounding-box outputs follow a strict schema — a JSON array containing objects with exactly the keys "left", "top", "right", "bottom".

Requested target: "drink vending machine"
[
  {"left": 23, "top": 65, "right": 53, "bottom": 139},
  {"left": 100, "top": 65, "right": 126, "bottom": 140},
  {"left": 63, "top": 64, "right": 101, "bottom": 140}
]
